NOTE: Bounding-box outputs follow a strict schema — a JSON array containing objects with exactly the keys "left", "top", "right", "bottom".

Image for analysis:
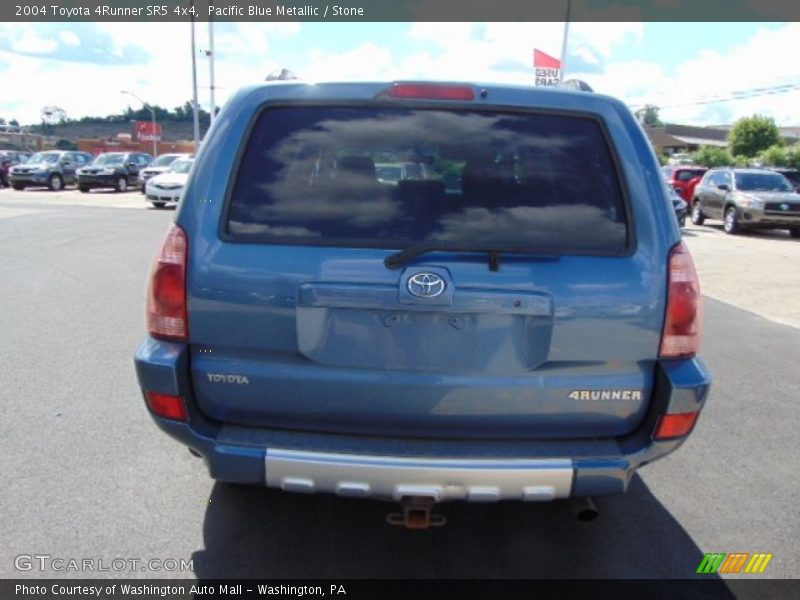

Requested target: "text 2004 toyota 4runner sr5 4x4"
[{"left": 134, "top": 81, "right": 710, "bottom": 526}]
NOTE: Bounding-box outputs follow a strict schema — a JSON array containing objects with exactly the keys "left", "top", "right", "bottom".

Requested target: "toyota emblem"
[{"left": 407, "top": 272, "right": 446, "bottom": 298}]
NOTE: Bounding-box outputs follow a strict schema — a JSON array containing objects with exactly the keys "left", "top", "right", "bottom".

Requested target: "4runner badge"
[{"left": 569, "top": 390, "right": 642, "bottom": 401}]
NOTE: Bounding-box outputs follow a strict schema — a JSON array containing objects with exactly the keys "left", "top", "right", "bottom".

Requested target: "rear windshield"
[
  {"left": 676, "top": 168, "right": 707, "bottom": 182},
  {"left": 227, "top": 106, "right": 629, "bottom": 253}
]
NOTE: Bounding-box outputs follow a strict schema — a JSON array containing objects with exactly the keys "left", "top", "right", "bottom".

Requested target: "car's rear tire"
[
  {"left": 151, "top": 202, "right": 166, "bottom": 209},
  {"left": 723, "top": 206, "right": 741, "bottom": 235},
  {"left": 48, "top": 174, "right": 63, "bottom": 191},
  {"left": 690, "top": 201, "right": 705, "bottom": 225},
  {"left": 790, "top": 228, "right": 800, "bottom": 239},
  {"left": 11, "top": 183, "right": 25, "bottom": 191},
  {"left": 115, "top": 176, "right": 128, "bottom": 193},
  {"left": 78, "top": 185, "right": 90, "bottom": 193}
]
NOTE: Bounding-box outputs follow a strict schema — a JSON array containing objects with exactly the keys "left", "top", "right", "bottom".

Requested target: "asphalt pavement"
[{"left": 0, "top": 187, "right": 797, "bottom": 580}]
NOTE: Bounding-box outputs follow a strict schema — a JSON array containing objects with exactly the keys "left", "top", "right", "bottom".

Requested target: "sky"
[{"left": 0, "top": 21, "right": 798, "bottom": 128}]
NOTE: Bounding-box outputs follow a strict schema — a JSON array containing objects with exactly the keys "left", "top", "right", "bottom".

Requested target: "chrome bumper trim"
[{"left": 265, "top": 448, "right": 573, "bottom": 502}]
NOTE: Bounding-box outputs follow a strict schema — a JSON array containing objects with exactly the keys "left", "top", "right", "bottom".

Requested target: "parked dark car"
[
  {"left": 691, "top": 168, "right": 800, "bottom": 236},
  {"left": 8, "top": 151, "right": 93, "bottom": 191},
  {"left": 0, "top": 150, "right": 32, "bottom": 187},
  {"left": 135, "top": 80, "right": 710, "bottom": 526},
  {"left": 662, "top": 165, "right": 708, "bottom": 201},
  {"left": 77, "top": 152, "right": 153, "bottom": 193},
  {"left": 668, "top": 185, "right": 688, "bottom": 228}
]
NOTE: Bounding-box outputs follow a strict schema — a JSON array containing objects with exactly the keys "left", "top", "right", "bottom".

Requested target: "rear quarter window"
[{"left": 226, "top": 106, "right": 630, "bottom": 254}]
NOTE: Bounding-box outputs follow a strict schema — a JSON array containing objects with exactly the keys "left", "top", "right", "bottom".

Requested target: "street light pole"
[
  {"left": 121, "top": 90, "right": 158, "bottom": 156},
  {"left": 560, "top": 0, "right": 572, "bottom": 81}
]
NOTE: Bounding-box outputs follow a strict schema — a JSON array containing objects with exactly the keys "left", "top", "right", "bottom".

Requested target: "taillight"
[
  {"left": 388, "top": 83, "right": 475, "bottom": 101},
  {"left": 147, "top": 223, "right": 188, "bottom": 341},
  {"left": 660, "top": 242, "right": 702, "bottom": 358},
  {"left": 145, "top": 391, "right": 188, "bottom": 421},
  {"left": 654, "top": 412, "right": 699, "bottom": 440}
]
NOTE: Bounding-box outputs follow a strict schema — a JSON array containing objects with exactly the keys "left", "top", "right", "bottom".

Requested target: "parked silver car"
[
  {"left": 691, "top": 168, "right": 800, "bottom": 237},
  {"left": 137, "top": 153, "right": 193, "bottom": 193}
]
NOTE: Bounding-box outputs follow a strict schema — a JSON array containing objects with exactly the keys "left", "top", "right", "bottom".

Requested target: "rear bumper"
[
  {"left": 134, "top": 337, "right": 711, "bottom": 501},
  {"left": 266, "top": 450, "right": 573, "bottom": 502}
]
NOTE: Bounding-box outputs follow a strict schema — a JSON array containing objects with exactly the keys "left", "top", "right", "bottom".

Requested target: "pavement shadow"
[
  {"left": 191, "top": 474, "right": 732, "bottom": 586},
  {"left": 699, "top": 223, "right": 798, "bottom": 242}
]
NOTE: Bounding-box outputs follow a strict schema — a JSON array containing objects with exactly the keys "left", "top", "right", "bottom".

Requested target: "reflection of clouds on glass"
[
  {"left": 265, "top": 110, "right": 580, "bottom": 165},
  {"left": 229, "top": 221, "right": 321, "bottom": 237},
  {"left": 257, "top": 181, "right": 401, "bottom": 226},
  {"left": 431, "top": 205, "right": 626, "bottom": 250}
]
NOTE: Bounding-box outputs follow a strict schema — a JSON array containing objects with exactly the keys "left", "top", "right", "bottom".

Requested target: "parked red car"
[{"left": 662, "top": 165, "right": 708, "bottom": 201}]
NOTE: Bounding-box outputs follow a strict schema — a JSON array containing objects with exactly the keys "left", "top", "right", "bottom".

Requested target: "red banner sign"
[
  {"left": 134, "top": 120, "right": 162, "bottom": 142},
  {"left": 533, "top": 49, "right": 562, "bottom": 87}
]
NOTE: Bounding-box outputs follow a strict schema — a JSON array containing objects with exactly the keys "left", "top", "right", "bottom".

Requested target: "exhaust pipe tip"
[{"left": 570, "top": 497, "right": 599, "bottom": 522}]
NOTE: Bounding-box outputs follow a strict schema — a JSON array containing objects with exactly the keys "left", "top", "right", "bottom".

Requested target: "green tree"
[
  {"left": 728, "top": 114, "right": 781, "bottom": 157},
  {"left": 690, "top": 146, "right": 734, "bottom": 168},
  {"left": 758, "top": 144, "right": 790, "bottom": 167},
  {"left": 635, "top": 104, "right": 663, "bottom": 127},
  {"left": 9, "top": 119, "right": 19, "bottom": 126},
  {"left": 784, "top": 145, "right": 800, "bottom": 170}
]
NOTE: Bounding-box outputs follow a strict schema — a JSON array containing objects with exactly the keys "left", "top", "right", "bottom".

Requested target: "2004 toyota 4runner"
[{"left": 134, "top": 81, "right": 710, "bottom": 525}]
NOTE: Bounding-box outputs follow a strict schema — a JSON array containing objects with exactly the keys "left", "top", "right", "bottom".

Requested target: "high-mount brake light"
[
  {"left": 147, "top": 223, "right": 188, "bottom": 341},
  {"left": 389, "top": 83, "right": 475, "bottom": 101},
  {"left": 660, "top": 242, "right": 702, "bottom": 358}
]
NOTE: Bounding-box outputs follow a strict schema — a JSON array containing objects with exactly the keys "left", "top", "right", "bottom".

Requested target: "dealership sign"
[
  {"left": 134, "top": 121, "right": 162, "bottom": 142},
  {"left": 534, "top": 49, "right": 561, "bottom": 87}
]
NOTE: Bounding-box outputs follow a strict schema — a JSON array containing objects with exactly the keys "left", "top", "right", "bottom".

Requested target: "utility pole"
[
  {"left": 209, "top": 17, "right": 216, "bottom": 126},
  {"left": 190, "top": 0, "right": 200, "bottom": 151}
]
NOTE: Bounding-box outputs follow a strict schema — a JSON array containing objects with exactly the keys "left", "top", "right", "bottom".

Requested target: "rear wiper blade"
[
  {"left": 384, "top": 243, "right": 445, "bottom": 269},
  {"left": 384, "top": 244, "right": 503, "bottom": 271}
]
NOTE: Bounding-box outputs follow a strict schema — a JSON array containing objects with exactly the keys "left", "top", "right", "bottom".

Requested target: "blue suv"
[{"left": 134, "top": 81, "right": 710, "bottom": 525}]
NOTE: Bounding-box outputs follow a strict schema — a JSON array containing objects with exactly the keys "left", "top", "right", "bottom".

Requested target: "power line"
[{"left": 630, "top": 81, "right": 800, "bottom": 110}]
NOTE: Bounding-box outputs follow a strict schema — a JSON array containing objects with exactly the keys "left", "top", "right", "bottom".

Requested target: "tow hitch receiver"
[{"left": 386, "top": 496, "right": 446, "bottom": 529}]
